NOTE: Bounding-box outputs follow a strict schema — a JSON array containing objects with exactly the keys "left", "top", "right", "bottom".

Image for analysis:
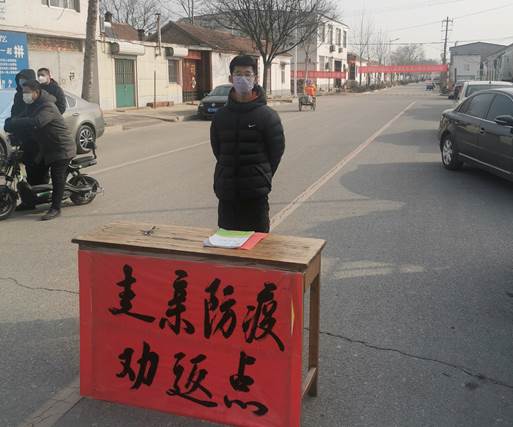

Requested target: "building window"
[
  {"left": 281, "top": 63, "right": 286, "bottom": 84},
  {"left": 320, "top": 25, "right": 326, "bottom": 43},
  {"left": 328, "top": 25, "right": 333, "bottom": 45},
  {"left": 168, "top": 60, "right": 179, "bottom": 84},
  {"left": 464, "top": 64, "right": 470, "bottom": 72},
  {"left": 336, "top": 28, "right": 342, "bottom": 46},
  {"left": 343, "top": 31, "right": 347, "bottom": 48},
  {"left": 43, "top": 0, "right": 80, "bottom": 11}
]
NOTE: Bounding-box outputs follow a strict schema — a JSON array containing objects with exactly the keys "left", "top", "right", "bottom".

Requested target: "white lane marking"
[
  {"left": 270, "top": 101, "right": 416, "bottom": 230},
  {"left": 20, "top": 101, "right": 416, "bottom": 426},
  {"left": 92, "top": 140, "right": 210, "bottom": 175}
]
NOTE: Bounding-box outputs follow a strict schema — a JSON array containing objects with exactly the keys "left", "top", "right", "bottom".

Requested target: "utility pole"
[{"left": 441, "top": 16, "right": 453, "bottom": 92}]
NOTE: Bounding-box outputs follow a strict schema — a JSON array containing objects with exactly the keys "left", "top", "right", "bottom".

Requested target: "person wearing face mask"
[
  {"left": 37, "top": 68, "right": 66, "bottom": 114},
  {"left": 8, "top": 69, "right": 52, "bottom": 201},
  {"left": 4, "top": 80, "right": 76, "bottom": 220},
  {"left": 210, "top": 55, "right": 285, "bottom": 233}
]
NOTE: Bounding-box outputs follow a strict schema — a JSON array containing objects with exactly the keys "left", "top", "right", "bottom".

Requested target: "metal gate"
[{"left": 115, "top": 59, "right": 136, "bottom": 108}]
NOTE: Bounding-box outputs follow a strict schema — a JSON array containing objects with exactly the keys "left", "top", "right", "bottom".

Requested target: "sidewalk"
[
  {"left": 103, "top": 103, "right": 200, "bottom": 133},
  {"left": 103, "top": 97, "right": 295, "bottom": 133}
]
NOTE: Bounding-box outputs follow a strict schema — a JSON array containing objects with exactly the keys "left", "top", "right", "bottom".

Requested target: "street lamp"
[{"left": 388, "top": 38, "right": 400, "bottom": 83}]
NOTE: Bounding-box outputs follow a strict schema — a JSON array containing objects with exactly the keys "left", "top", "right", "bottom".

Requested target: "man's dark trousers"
[{"left": 218, "top": 197, "right": 270, "bottom": 232}]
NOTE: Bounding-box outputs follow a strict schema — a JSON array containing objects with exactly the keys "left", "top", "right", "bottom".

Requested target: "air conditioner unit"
[
  {"left": 329, "top": 45, "right": 336, "bottom": 52},
  {"left": 338, "top": 47, "right": 343, "bottom": 53}
]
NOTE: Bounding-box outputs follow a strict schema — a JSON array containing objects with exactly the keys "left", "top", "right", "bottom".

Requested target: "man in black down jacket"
[
  {"left": 37, "top": 68, "right": 67, "bottom": 114},
  {"left": 210, "top": 55, "right": 285, "bottom": 232},
  {"left": 10, "top": 69, "right": 50, "bottom": 190},
  {"left": 4, "top": 80, "right": 76, "bottom": 221}
]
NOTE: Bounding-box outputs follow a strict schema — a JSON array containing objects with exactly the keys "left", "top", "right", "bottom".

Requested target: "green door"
[{"left": 115, "top": 59, "right": 136, "bottom": 108}]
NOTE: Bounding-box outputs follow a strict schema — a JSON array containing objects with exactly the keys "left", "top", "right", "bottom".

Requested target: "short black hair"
[
  {"left": 37, "top": 67, "right": 50, "bottom": 75},
  {"left": 22, "top": 79, "right": 41, "bottom": 93},
  {"left": 229, "top": 55, "right": 258, "bottom": 75}
]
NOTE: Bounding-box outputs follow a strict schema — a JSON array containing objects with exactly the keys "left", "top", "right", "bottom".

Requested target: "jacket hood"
[
  {"left": 227, "top": 85, "right": 267, "bottom": 113},
  {"left": 34, "top": 90, "right": 57, "bottom": 106},
  {"left": 15, "top": 69, "right": 36, "bottom": 91}
]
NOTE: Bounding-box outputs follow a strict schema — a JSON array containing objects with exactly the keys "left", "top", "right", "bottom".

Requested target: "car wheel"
[
  {"left": 441, "top": 135, "right": 463, "bottom": 170},
  {"left": 77, "top": 124, "right": 95, "bottom": 154}
]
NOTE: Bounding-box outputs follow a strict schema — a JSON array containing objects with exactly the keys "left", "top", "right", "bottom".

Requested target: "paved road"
[{"left": 2, "top": 84, "right": 513, "bottom": 427}]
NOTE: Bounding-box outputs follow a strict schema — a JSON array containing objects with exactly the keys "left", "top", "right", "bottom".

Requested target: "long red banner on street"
[
  {"left": 295, "top": 70, "right": 347, "bottom": 79},
  {"left": 358, "top": 64, "right": 448, "bottom": 74}
]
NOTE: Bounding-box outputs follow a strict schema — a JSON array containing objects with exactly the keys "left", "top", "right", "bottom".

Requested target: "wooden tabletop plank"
[{"left": 72, "top": 222, "right": 326, "bottom": 270}]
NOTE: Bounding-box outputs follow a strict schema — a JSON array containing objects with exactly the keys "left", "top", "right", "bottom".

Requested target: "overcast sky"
[{"left": 341, "top": 0, "right": 513, "bottom": 60}]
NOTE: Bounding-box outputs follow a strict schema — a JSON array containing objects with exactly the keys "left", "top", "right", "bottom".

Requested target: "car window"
[
  {"left": 210, "top": 86, "right": 231, "bottom": 97},
  {"left": 66, "top": 95, "right": 77, "bottom": 109},
  {"left": 486, "top": 95, "right": 513, "bottom": 121},
  {"left": 458, "top": 98, "right": 472, "bottom": 114},
  {"left": 465, "top": 94, "right": 495, "bottom": 118},
  {"left": 466, "top": 84, "right": 512, "bottom": 97}
]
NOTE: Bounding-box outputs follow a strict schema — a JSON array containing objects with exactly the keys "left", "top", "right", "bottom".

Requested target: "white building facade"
[
  {"left": 1, "top": 0, "right": 89, "bottom": 95},
  {"left": 292, "top": 18, "right": 349, "bottom": 92}
]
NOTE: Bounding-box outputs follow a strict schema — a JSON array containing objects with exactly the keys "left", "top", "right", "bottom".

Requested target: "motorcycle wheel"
[
  {"left": 0, "top": 187, "right": 16, "bottom": 220},
  {"left": 68, "top": 175, "right": 99, "bottom": 205}
]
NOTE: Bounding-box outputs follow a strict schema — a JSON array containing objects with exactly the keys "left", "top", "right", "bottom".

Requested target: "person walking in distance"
[
  {"left": 37, "top": 68, "right": 67, "bottom": 114},
  {"left": 210, "top": 55, "right": 285, "bottom": 233}
]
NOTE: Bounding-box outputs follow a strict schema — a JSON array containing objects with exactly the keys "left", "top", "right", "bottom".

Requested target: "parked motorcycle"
[{"left": 0, "top": 142, "right": 101, "bottom": 221}]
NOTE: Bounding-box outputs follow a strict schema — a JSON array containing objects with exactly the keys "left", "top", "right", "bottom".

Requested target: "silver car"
[{"left": 0, "top": 89, "right": 105, "bottom": 156}]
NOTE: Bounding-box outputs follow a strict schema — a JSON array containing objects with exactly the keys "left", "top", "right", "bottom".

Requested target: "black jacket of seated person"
[
  {"left": 5, "top": 90, "right": 76, "bottom": 211},
  {"left": 210, "top": 85, "right": 285, "bottom": 232}
]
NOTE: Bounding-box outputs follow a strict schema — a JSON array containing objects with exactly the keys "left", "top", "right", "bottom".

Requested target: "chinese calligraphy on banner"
[{"left": 79, "top": 250, "right": 304, "bottom": 427}]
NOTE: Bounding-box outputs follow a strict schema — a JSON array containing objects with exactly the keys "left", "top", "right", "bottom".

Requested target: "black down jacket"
[
  {"left": 41, "top": 79, "right": 67, "bottom": 114},
  {"left": 4, "top": 91, "right": 76, "bottom": 164},
  {"left": 210, "top": 86, "right": 285, "bottom": 201}
]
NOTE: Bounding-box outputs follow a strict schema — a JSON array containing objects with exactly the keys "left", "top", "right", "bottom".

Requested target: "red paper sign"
[
  {"left": 79, "top": 250, "right": 303, "bottom": 427},
  {"left": 358, "top": 64, "right": 449, "bottom": 74},
  {"left": 294, "top": 70, "right": 347, "bottom": 79}
]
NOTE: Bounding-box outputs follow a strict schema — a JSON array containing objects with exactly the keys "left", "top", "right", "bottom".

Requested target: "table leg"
[{"left": 308, "top": 273, "right": 320, "bottom": 397}]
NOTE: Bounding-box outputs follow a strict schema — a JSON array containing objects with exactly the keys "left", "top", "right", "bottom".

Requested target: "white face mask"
[
  {"left": 23, "top": 93, "right": 34, "bottom": 104},
  {"left": 38, "top": 75, "right": 49, "bottom": 84},
  {"left": 232, "top": 75, "right": 255, "bottom": 95}
]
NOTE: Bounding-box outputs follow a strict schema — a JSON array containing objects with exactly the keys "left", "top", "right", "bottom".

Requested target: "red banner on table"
[
  {"left": 294, "top": 70, "right": 347, "bottom": 79},
  {"left": 358, "top": 64, "right": 449, "bottom": 74},
  {"left": 79, "top": 250, "right": 304, "bottom": 427}
]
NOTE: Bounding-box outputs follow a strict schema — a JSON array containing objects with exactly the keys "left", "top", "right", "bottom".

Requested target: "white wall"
[
  {"left": 211, "top": 53, "right": 232, "bottom": 88},
  {"left": 29, "top": 50, "right": 83, "bottom": 95},
  {"left": 451, "top": 54, "right": 482, "bottom": 81},
  {"left": 1, "top": 0, "right": 88, "bottom": 39},
  {"left": 97, "top": 41, "right": 183, "bottom": 110}
]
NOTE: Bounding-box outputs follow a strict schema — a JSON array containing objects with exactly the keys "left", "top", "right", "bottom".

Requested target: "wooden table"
[{"left": 73, "top": 222, "right": 325, "bottom": 426}]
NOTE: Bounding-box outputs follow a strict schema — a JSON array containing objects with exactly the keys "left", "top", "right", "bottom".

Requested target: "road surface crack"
[
  {"left": 0, "top": 276, "right": 78, "bottom": 295},
  {"left": 317, "top": 329, "right": 513, "bottom": 391}
]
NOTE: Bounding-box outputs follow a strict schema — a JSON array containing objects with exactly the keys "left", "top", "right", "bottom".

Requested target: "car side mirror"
[{"left": 495, "top": 115, "right": 513, "bottom": 127}]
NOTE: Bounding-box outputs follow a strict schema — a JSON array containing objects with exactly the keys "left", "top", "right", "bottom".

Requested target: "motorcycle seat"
[{"left": 70, "top": 156, "right": 97, "bottom": 168}]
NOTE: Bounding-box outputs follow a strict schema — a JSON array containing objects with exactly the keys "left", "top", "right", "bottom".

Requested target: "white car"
[{"left": 456, "top": 80, "right": 513, "bottom": 103}]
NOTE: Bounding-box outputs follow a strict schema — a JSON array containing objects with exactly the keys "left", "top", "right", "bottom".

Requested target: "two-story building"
[
  {"left": 293, "top": 18, "right": 349, "bottom": 93},
  {"left": 1, "top": 0, "right": 88, "bottom": 95}
]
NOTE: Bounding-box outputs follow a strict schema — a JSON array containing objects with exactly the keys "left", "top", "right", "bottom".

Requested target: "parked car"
[
  {"left": 197, "top": 84, "right": 232, "bottom": 120},
  {"left": 0, "top": 89, "right": 105, "bottom": 155},
  {"left": 455, "top": 80, "right": 513, "bottom": 103},
  {"left": 439, "top": 88, "right": 513, "bottom": 180}
]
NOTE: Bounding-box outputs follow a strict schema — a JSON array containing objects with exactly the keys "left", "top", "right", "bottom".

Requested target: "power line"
[{"left": 389, "top": 3, "right": 513, "bottom": 32}]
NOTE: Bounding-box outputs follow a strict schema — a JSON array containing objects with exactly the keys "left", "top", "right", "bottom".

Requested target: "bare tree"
[
  {"left": 83, "top": 0, "right": 99, "bottom": 102},
  {"left": 391, "top": 44, "right": 426, "bottom": 81},
  {"left": 351, "top": 9, "right": 373, "bottom": 86},
  {"left": 372, "top": 29, "right": 388, "bottom": 83},
  {"left": 100, "top": 0, "right": 165, "bottom": 32},
  {"left": 208, "top": 0, "right": 337, "bottom": 92},
  {"left": 164, "top": 0, "right": 206, "bottom": 23}
]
